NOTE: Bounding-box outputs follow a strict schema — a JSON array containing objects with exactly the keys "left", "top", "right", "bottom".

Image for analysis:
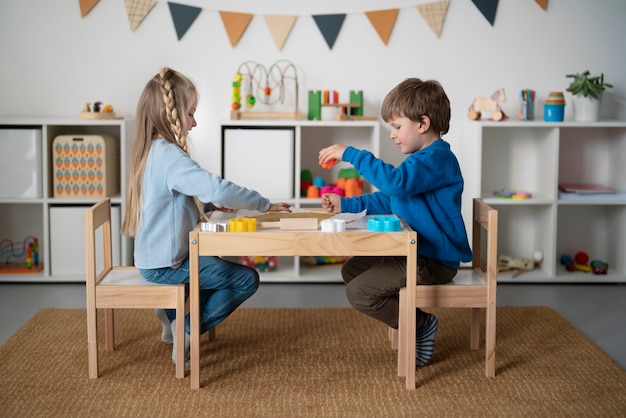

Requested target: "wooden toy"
[
  {"left": 467, "top": 88, "right": 507, "bottom": 121},
  {"left": 80, "top": 101, "right": 120, "bottom": 120},
  {"left": 230, "top": 60, "right": 301, "bottom": 120},
  {"left": 0, "top": 236, "right": 43, "bottom": 274},
  {"left": 308, "top": 90, "right": 377, "bottom": 121}
]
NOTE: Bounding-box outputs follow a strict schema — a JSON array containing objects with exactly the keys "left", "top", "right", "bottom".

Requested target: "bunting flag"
[
  {"left": 263, "top": 15, "right": 298, "bottom": 51},
  {"left": 312, "top": 14, "right": 346, "bottom": 50},
  {"left": 125, "top": 0, "right": 156, "bottom": 32},
  {"left": 535, "top": 0, "right": 549, "bottom": 11},
  {"left": 471, "top": 0, "right": 499, "bottom": 26},
  {"left": 417, "top": 0, "right": 450, "bottom": 38},
  {"left": 78, "top": 0, "right": 99, "bottom": 17},
  {"left": 365, "top": 9, "right": 399, "bottom": 45},
  {"left": 168, "top": 2, "right": 201, "bottom": 40},
  {"left": 219, "top": 11, "right": 254, "bottom": 47}
]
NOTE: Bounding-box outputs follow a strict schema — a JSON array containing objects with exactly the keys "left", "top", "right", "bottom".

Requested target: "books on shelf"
[
  {"left": 558, "top": 182, "right": 626, "bottom": 201},
  {"left": 558, "top": 183, "right": 616, "bottom": 194}
]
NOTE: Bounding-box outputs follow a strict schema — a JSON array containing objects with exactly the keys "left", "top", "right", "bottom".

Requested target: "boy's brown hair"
[{"left": 380, "top": 78, "right": 450, "bottom": 136}]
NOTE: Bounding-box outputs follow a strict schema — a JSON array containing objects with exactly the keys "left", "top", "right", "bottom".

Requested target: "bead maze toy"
[
  {"left": 308, "top": 90, "right": 377, "bottom": 121},
  {"left": 467, "top": 88, "right": 507, "bottom": 121},
  {"left": 0, "top": 236, "right": 43, "bottom": 273},
  {"left": 230, "top": 60, "right": 301, "bottom": 120}
]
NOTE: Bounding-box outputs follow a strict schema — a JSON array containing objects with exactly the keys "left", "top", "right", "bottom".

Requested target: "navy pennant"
[
  {"left": 312, "top": 14, "right": 346, "bottom": 50},
  {"left": 168, "top": 2, "right": 202, "bottom": 40}
]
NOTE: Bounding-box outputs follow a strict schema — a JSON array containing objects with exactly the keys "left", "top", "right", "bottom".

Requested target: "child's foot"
[
  {"left": 170, "top": 320, "right": 190, "bottom": 367},
  {"left": 155, "top": 309, "right": 173, "bottom": 344},
  {"left": 416, "top": 313, "right": 438, "bottom": 367}
]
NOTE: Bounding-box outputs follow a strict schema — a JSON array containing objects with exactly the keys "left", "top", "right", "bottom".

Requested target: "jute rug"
[{"left": 0, "top": 307, "right": 624, "bottom": 417}]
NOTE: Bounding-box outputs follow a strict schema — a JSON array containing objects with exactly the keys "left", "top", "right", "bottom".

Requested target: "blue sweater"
[
  {"left": 134, "top": 139, "right": 270, "bottom": 269},
  {"left": 340, "top": 140, "right": 472, "bottom": 268}
]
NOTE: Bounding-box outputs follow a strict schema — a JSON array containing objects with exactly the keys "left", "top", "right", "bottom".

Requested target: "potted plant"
[{"left": 565, "top": 70, "right": 613, "bottom": 121}]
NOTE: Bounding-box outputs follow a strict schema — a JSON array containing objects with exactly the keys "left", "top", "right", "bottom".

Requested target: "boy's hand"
[
  {"left": 318, "top": 144, "right": 347, "bottom": 168},
  {"left": 268, "top": 202, "right": 292, "bottom": 213},
  {"left": 321, "top": 193, "right": 341, "bottom": 214}
]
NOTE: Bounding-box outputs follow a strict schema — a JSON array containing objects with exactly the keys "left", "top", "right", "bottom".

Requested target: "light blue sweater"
[
  {"left": 134, "top": 139, "right": 270, "bottom": 269},
  {"left": 340, "top": 140, "right": 472, "bottom": 268}
]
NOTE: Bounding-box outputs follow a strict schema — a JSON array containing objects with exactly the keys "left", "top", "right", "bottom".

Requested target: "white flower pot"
[{"left": 572, "top": 93, "right": 601, "bottom": 122}]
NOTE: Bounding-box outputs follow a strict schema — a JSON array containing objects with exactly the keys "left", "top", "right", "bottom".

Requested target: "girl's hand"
[
  {"left": 318, "top": 144, "right": 347, "bottom": 168},
  {"left": 268, "top": 202, "right": 292, "bottom": 213},
  {"left": 321, "top": 193, "right": 341, "bottom": 214}
]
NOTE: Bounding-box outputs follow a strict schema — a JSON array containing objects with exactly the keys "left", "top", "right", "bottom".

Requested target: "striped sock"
[{"left": 416, "top": 313, "right": 438, "bottom": 367}]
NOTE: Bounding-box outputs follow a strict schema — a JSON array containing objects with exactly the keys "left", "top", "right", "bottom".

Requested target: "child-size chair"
[
  {"left": 85, "top": 198, "right": 186, "bottom": 379},
  {"left": 391, "top": 198, "right": 498, "bottom": 389}
]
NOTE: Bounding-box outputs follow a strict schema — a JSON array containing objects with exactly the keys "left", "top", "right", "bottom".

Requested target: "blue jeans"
[{"left": 140, "top": 256, "right": 259, "bottom": 334}]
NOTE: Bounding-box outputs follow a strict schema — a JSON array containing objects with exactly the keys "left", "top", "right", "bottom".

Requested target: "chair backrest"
[
  {"left": 471, "top": 197, "right": 498, "bottom": 286},
  {"left": 84, "top": 198, "right": 113, "bottom": 287}
]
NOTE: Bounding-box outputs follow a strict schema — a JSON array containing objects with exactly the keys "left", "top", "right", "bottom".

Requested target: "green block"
[
  {"left": 349, "top": 91, "right": 363, "bottom": 116},
  {"left": 308, "top": 90, "right": 321, "bottom": 120}
]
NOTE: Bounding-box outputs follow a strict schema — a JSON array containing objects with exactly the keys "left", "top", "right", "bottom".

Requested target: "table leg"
[
  {"left": 189, "top": 230, "right": 200, "bottom": 389},
  {"left": 405, "top": 233, "right": 417, "bottom": 389}
]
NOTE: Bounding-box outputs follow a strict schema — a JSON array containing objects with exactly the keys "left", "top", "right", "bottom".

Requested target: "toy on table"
[
  {"left": 304, "top": 167, "right": 362, "bottom": 199},
  {"left": 561, "top": 251, "right": 609, "bottom": 275},
  {"left": 467, "top": 88, "right": 507, "bottom": 121},
  {"left": 308, "top": 90, "right": 377, "bottom": 121},
  {"left": 0, "top": 236, "right": 42, "bottom": 273},
  {"left": 498, "top": 251, "right": 543, "bottom": 278},
  {"left": 230, "top": 60, "right": 301, "bottom": 120}
]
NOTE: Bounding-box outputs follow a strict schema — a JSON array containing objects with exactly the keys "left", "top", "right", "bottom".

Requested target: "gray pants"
[{"left": 341, "top": 256, "right": 457, "bottom": 330}]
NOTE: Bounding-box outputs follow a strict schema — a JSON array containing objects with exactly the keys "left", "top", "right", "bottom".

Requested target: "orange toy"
[{"left": 319, "top": 158, "right": 336, "bottom": 169}]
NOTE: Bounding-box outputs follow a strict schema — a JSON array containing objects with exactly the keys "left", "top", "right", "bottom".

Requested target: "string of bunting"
[{"left": 79, "top": 0, "right": 549, "bottom": 49}]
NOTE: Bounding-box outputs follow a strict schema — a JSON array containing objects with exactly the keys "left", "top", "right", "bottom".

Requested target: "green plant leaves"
[{"left": 566, "top": 70, "right": 613, "bottom": 99}]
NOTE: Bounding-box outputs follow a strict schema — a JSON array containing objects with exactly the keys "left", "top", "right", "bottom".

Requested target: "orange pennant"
[
  {"left": 79, "top": 0, "right": 99, "bottom": 17},
  {"left": 417, "top": 0, "right": 450, "bottom": 38},
  {"left": 125, "top": 0, "right": 156, "bottom": 32},
  {"left": 219, "top": 11, "right": 254, "bottom": 47},
  {"left": 263, "top": 15, "right": 297, "bottom": 51},
  {"left": 364, "top": 9, "right": 399, "bottom": 45},
  {"left": 535, "top": 0, "right": 548, "bottom": 11}
]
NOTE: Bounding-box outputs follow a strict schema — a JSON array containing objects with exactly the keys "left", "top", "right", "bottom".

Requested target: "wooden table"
[{"left": 188, "top": 219, "right": 418, "bottom": 389}]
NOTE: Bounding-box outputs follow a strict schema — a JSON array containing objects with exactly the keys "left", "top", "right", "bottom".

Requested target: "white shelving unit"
[
  {"left": 461, "top": 120, "right": 626, "bottom": 283},
  {"left": 0, "top": 117, "right": 132, "bottom": 283},
  {"left": 220, "top": 119, "right": 380, "bottom": 282}
]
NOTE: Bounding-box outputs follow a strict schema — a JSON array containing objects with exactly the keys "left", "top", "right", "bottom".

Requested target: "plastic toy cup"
[
  {"left": 544, "top": 91, "right": 565, "bottom": 122},
  {"left": 228, "top": 217, "right": 256, "bottom": 232},
  {"left": 544, "top": 104, "right": 565, "bottom": 122}
]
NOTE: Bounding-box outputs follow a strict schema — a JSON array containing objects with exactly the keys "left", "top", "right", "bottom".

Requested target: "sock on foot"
[
  {"left": 155, "top": 309, "right": 173, "bottom": 344},
  {"left": 171, "top": 320, "right": 190, "bottom": 367},
  {"left": 416, "top": 313, "right": 438, "bottom": 367}
]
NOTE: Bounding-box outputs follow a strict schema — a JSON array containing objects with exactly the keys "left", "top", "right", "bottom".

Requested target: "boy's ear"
[{"left": 417, "top": 115, "right": 431, "bottom": 133}]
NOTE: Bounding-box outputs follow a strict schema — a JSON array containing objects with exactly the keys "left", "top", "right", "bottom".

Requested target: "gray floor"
[{"left": 1, "top": 282, "right": 624, "bottom": 369}]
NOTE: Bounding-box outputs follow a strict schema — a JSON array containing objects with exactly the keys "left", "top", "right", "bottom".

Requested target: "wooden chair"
[
  {"left": 85, "top": 198, "right": 186, "bottom": 379},
  {"left": 392, "top": 197, "right": 498, "bottom": 389}
]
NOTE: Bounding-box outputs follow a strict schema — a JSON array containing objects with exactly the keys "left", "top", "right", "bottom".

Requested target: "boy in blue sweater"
[{"left": 318, "top": 78, "right": 472, "bottom": 367}]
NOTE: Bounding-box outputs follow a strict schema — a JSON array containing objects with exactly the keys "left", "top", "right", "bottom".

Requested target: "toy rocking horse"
[{"left": 467, "top": 88, "right": 507, "bottom": 121}]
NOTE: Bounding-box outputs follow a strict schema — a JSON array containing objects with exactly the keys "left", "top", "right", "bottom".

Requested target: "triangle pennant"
[
  {"left": 471, "top": 0, "right": 499, "bottom": 26},
  {"left": 417, "top": 0, "right": 450, "bottom": 38},
  {"left": 219, "top": 11, "right": 254, "bottom": 47},
  {"left": 168, "top": 2, "right": 201, "bottom": 40},
  {"left": 364, "top": 9, "right": 399, "bottom": 45},
  {"left": 125, "top": 0, "right": 156, "bottom": 32},
  {"left": 79, "top": 0, "right": 99, "bottom": 17},
  {"left": 535, "top": 0, "right": 549, "bottom": 11},
  {"left": 263, "top": 15, "right": 297, "bottom": 51},
  {"left": 312, "top": 14, "right": 346, "bottom": 50}
]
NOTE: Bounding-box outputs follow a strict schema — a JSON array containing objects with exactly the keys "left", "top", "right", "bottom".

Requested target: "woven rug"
[{"left": 1, "top": 307, "right": 624, "bottom": 417}]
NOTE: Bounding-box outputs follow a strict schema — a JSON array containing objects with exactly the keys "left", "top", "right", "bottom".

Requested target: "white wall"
[{"left": 1, "top": 0, "right": 625, "bottom": 172}]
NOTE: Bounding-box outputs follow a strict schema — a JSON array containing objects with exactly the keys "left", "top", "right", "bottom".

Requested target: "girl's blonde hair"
[{"left": 121, "top": 67, "right": 199, "bottom": 236}]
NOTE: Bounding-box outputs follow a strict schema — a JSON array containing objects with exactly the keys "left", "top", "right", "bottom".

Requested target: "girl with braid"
[{"left": 122, "top": 68, "right": 290, "bottom": 365}]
